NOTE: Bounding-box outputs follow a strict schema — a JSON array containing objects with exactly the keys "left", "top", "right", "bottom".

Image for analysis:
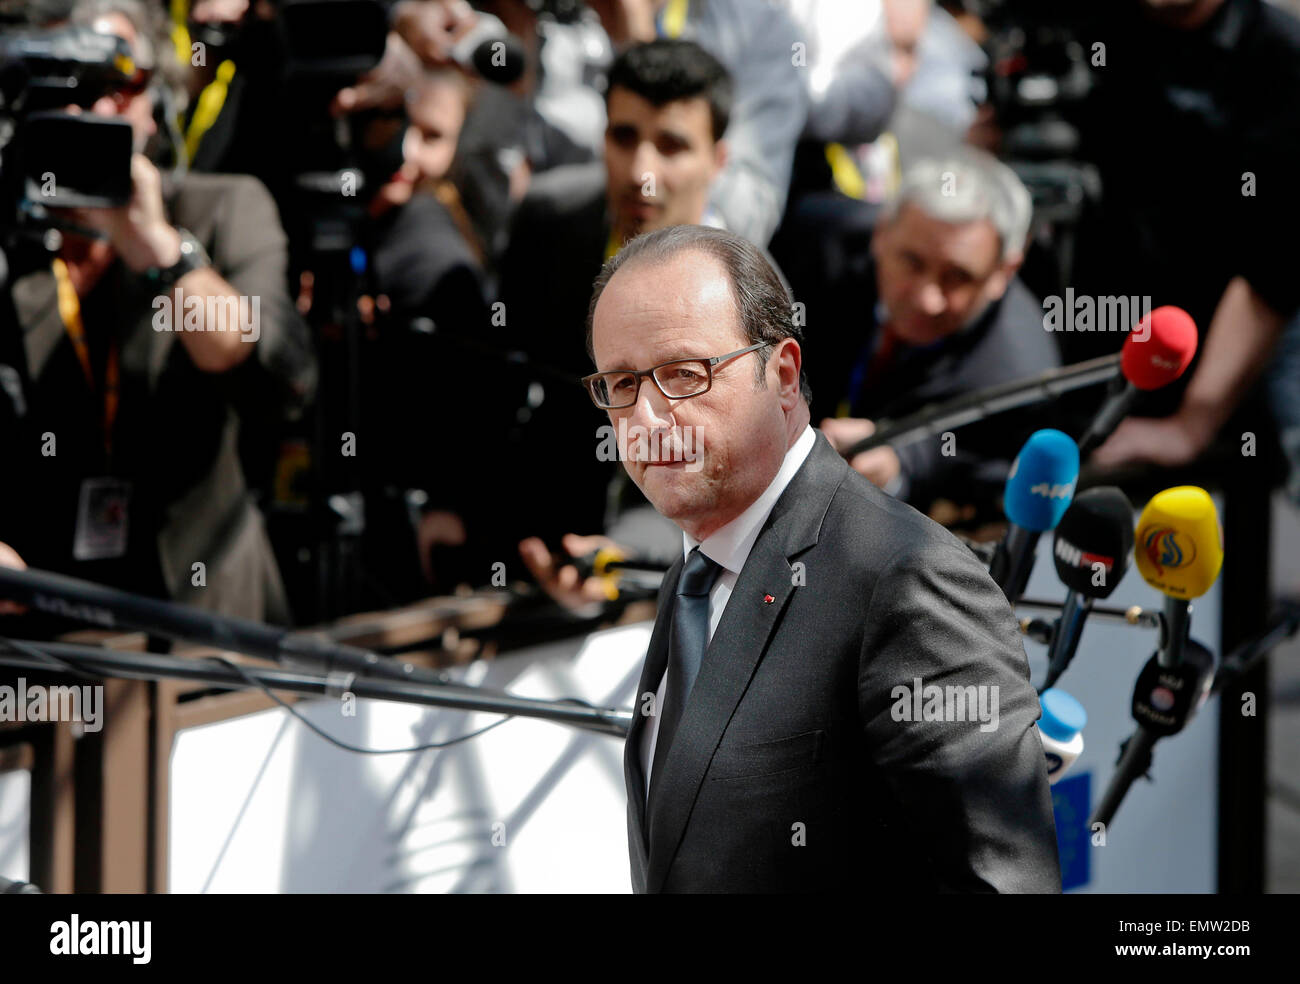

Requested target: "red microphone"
[{"left": 1078, "top": 305, "right": 1198, "bottom": 455}]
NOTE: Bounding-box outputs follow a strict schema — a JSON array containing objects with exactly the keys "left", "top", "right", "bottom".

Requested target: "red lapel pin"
[{"left": 763, "top": 594, "right": 775, "bottom": 604}]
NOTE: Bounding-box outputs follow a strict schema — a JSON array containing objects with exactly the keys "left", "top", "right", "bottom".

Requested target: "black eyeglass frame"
[{"left": 581, "top": 341, "right": 771, "bottom": 410}]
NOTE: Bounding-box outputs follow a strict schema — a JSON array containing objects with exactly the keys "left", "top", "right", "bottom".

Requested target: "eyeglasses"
[{"left": 581, "top": 341, "right": 770, "bottom": 410}]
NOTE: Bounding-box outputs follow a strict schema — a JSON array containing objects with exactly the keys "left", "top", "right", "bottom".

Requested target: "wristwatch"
[{"left": 146, "top": 228, "right": 211, "bottom": 287}]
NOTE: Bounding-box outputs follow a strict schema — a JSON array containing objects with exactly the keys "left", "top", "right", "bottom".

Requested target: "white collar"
[{"left": 682, "top": 424, "right": 816, "bottom": 575}]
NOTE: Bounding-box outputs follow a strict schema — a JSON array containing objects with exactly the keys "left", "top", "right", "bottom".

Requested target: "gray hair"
[
  {"left": 882, "top": 150, "right": 1033, "bottom": 263},
  {"left": 70, "top": 0, "right": 188, "bottom": 93},
  {"left": 586, "top": 225, "right": 813, "bottom": 406}
]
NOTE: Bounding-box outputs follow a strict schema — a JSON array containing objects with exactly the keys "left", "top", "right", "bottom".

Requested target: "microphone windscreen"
[
  {"left": 1053, "top": 486, "right": 1134, "bottom": 598},
  {"left": 471, "top": 35, "right": 526, "bottom": 85},
  {"left": 1135, "top": 486, "right": 1224, "bottom": 599},
  {"left": 1122, "top": 306, "right": 1198, "bottom": 390},
  {"left": 1004, "top": 429, "right": 1079, "bottom": 532}
]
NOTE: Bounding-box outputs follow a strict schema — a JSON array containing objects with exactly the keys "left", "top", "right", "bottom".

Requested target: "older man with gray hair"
[
  {"left": 582, "top": 223, "right": 1060, "bottom": 892},
  {"left": 815, "top": 147, "right": 1059, "bottom": 519}
]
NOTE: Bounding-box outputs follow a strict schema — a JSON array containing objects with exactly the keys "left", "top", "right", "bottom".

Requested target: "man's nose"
[
  {"left": 630, "top": 143, "right": 660, "bottom": 193},
  {"left": 916, "top": 280, "right": 947, "bottom": 316},
  {"left": 626, "top": 378, "right": 675, "bottom": 431}
]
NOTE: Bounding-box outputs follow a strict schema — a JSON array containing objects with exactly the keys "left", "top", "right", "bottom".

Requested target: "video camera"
[
  {"left": 965, "top": 0, "right": 1094, "bottom": 160},
  {"left": 956, "top": 0, "right": 1101, "bottom": 293},
  {"left": 0, "top": 24, "right": 138, "bottom": 247}
]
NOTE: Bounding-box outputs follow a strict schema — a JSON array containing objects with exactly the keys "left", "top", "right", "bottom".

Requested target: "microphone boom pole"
[
  {"left": 0, "top": 564, "right": 465, "bottom": 690},
  {"left": 843, "top": 354, "right": 1119, "bottom": 458},
  {"left": 0, "top": 640, "right": 634, "bottom": 738}
]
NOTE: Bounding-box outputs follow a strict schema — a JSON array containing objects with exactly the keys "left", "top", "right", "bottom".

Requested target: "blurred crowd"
[{"left": 1, "top": 0, "right": 1299, "bottom": 628}]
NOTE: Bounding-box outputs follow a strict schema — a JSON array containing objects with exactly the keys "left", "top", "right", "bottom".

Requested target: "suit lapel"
[{"left": 642, "top": 432, "right": 849, "bottom": 892}]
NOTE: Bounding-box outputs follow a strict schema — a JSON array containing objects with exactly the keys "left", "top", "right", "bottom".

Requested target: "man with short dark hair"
[
  {"left": 588, "top": 0, "right": 807, "bottom": 246},
  {"left": 586, "top": 223, "right": 1060, "bottom": 893}
]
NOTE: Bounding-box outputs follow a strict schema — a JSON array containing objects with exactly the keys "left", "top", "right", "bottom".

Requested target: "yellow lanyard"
[
  {"left": 825, "top": 142, "right": 866, "bottom": 200},
  {"left": 184, "top": 59, "right": 236, "bottom": 163},
  {"left": 171, "top": 0, "right": 236, "bottom": 163},
  {"left": 52, "top": 258, "right": 120, "bottom": 460},
  {"left": 660, "top": 0, "right": 689, "bottom": 38}
]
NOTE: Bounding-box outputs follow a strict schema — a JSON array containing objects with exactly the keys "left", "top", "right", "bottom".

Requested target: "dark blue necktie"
[{"left": 650, "top": 546, "right": 723, "bottom": 795}]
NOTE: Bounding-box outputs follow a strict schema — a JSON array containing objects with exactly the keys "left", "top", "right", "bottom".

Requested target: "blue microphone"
[{"left": 989, "top": 429, "right": 1079, "bottom": 604}]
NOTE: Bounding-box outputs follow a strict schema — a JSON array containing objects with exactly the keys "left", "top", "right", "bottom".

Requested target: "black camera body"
[{"left": 0, "top": 25, "right": 137, "bottom": 214}]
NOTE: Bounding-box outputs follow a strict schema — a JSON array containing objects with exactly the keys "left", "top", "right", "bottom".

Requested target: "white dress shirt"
[{"left": 641, "top": 424, "right": 817, "bottom": 799}]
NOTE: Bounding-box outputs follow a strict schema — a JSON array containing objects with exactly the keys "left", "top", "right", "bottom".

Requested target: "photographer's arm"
[
  {"left": 165, "top": 267, "right": 258, "bottom": 373},
  {"left": 79, "top": 155, "right": 254, "bottom": 373},
  {"left": 1091, "top": 277, "right": 1283, "bottom": 468}
]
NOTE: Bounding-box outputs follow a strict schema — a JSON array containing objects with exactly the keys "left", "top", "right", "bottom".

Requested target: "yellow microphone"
[
  {"left": 1134, "top": 486, "right": 1223, "bottom": 667},
  {"left": 1092, "top": 487, "right": 1224, "bottom": 828},
  {"left": 1135, "top": 486, "right": 1223, "bottom": 599}
]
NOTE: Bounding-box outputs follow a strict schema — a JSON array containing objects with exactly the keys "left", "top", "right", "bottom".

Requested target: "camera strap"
[{"left": 51, "top": 257, "right": 120, "bottom": 464}]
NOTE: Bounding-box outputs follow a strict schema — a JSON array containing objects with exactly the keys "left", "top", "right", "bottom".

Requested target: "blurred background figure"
[
  {"left": 812, "top": 150, "right": 1058, "bottom": 521},
  {"left": 0, "top": 0, "right": 313, "bottom": 625}
]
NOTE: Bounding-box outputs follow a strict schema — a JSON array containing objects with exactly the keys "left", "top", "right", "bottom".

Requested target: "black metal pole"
[
  {"left": 0, "top": 641, "right": 632, "bottom": 738},
  {"left": 0, "top": 564, "right": 465, "bottom": 690}
]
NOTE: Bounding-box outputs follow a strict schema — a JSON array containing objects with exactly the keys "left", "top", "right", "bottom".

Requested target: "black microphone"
[
  {"left": 450, "top": 13, "right": 526, "bottom": 85},
  {"left": 1040, "top": 487, "right": 1134, "bottom": 692},
  {"left": 1090, "top": 637, "right": 1215, "bottom": 829}
]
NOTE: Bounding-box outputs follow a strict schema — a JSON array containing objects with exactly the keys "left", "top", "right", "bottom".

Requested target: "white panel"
[
  {"left": 0, "top": 767, "right": 31, "bottom": 884},
  {"left": 170, "top": 622, "right": 649, "bottom": 893}
]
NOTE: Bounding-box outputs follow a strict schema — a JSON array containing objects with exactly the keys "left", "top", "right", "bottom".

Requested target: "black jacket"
[
  {"left": 807, "top": 263, "right": 1061, "bottom": 514},
  {"left": 624, "top": 431, "right": 1062, "bottom": 893}
]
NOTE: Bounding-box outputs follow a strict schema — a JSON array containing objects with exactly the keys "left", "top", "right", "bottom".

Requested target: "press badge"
[{"left": 73, "top": 478, "right": 131, "bottom": 560}]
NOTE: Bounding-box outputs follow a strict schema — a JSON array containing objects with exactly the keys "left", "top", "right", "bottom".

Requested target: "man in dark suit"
[{"left": 583, "top": 223, "right": 1060, "bottom": 893}]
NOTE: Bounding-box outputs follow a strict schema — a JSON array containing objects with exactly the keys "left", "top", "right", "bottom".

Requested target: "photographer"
[{"left": 0, "top": 0, "right": 313, "bottom": 623}]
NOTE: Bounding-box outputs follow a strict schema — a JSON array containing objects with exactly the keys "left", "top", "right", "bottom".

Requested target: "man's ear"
[
  {"left": 712, "top": 138, "right": 729, "bottom": 177},
  {"left": 984, "top": 254, "right": 1019, "bottom": 304},
  {"left": 775, "top": 338, "right": 802, "bottom": 411}
]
